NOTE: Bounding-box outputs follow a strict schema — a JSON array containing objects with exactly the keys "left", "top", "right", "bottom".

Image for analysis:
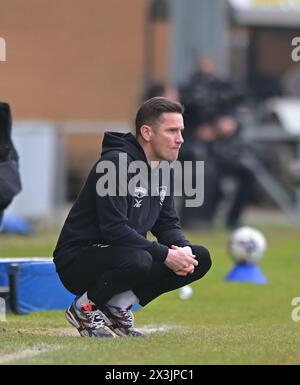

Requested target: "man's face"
[{"left": 148, "top": 112, "right": 184, "bottom": 162}]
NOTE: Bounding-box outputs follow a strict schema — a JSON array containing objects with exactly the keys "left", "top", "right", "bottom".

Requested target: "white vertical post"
[
  {"left": 0, "top": 298, "right": 6, "bottom": 322},
  {"left": 0, "top": 37, "right": 6, "bottom": 62}
]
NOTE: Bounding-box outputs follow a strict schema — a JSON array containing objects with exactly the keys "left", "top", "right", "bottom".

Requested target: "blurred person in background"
[
  {"left": 179, "top": 57, "right": 254, "bottom": 230},
  {"left": 143, "top": 80, "right": 180, "bottom": 102},
  {"left": 0, "top": 102, "right": 22, "bottom": 227}
]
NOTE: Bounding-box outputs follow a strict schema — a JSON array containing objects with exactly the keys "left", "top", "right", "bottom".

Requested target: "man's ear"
[{"left": 140, "top": 125, "right": 152, "bottom": 142}]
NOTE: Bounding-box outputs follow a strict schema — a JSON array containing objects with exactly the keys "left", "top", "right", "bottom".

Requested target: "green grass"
[{"left": 0, "top": 226, "right": 300, "bottom": 364}]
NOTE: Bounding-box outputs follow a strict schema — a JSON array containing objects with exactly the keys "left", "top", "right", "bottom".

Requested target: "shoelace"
[
  {"left": 85, "top": 310, "right": 106, "bottom": 329},
  {"left": 115, "top": 307, "right": 134, "bottom": 326}
]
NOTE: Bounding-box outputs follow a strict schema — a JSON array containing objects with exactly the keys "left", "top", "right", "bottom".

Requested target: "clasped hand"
[{"left": 164, "top": 245, "right": 198, "bottom": 276}]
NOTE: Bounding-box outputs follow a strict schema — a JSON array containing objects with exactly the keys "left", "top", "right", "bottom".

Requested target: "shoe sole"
[
  {"left": 108, "top": 326, "right": 127, "bottom": 337},
  {"left": 108, "top": 325, "right": 144, "bottom": 337}
]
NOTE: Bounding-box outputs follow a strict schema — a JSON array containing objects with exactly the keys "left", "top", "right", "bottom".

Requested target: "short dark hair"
[{"left": 135, "top": 97, "right": 184, "bottom": 136}]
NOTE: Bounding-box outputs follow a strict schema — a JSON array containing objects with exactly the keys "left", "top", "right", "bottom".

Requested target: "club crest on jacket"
[{"left": 133, "top": 186, "right": 147, "bottom": 208}]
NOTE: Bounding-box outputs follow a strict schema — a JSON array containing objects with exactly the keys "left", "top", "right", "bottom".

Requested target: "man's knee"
[{"left": 192, "top": 245, "right": 212, "bottom": 273}]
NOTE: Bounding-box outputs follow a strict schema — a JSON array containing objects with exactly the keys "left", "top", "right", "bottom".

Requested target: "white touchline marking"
[
  {"left": 140, "top": 325, "right": 175, "bottom": 334},
  {"left": 0, "top": 345, "right": 62, "bottom": 364}
]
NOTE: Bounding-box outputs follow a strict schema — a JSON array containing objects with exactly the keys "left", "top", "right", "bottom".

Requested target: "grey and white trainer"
[{"left": 101, "top": 304, "right": 144, "bottom": 337}]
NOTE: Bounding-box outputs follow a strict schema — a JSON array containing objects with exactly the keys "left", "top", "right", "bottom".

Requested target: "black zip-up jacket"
[{"left": 53, "top": 132, "right": 191, "bottom": 269}]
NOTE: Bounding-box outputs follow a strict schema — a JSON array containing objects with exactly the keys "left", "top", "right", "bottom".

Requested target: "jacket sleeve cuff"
[
  {"left": 172, "top": 239, "right": 192, "bottom": 248},
  {"left": 148, "top": 242, "right": 169, "bottom": 263}
]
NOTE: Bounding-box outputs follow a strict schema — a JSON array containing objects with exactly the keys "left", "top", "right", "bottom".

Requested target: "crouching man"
[{"left": 53, "top": 97, "right": 212, "bottom": 337}]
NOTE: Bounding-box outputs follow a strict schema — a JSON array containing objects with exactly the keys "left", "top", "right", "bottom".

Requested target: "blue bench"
[{"left": 0, "top": 259, "right": 75, "bottom": 314}]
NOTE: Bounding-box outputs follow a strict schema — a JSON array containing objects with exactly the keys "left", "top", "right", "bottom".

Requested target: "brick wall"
[{"left": 0, "top": 0, "right": 153, "bottom": 121}]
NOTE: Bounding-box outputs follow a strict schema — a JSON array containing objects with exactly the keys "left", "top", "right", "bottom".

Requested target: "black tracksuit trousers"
[{"left": 57, "top": 244, "right": 212, "bottom": 307}]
